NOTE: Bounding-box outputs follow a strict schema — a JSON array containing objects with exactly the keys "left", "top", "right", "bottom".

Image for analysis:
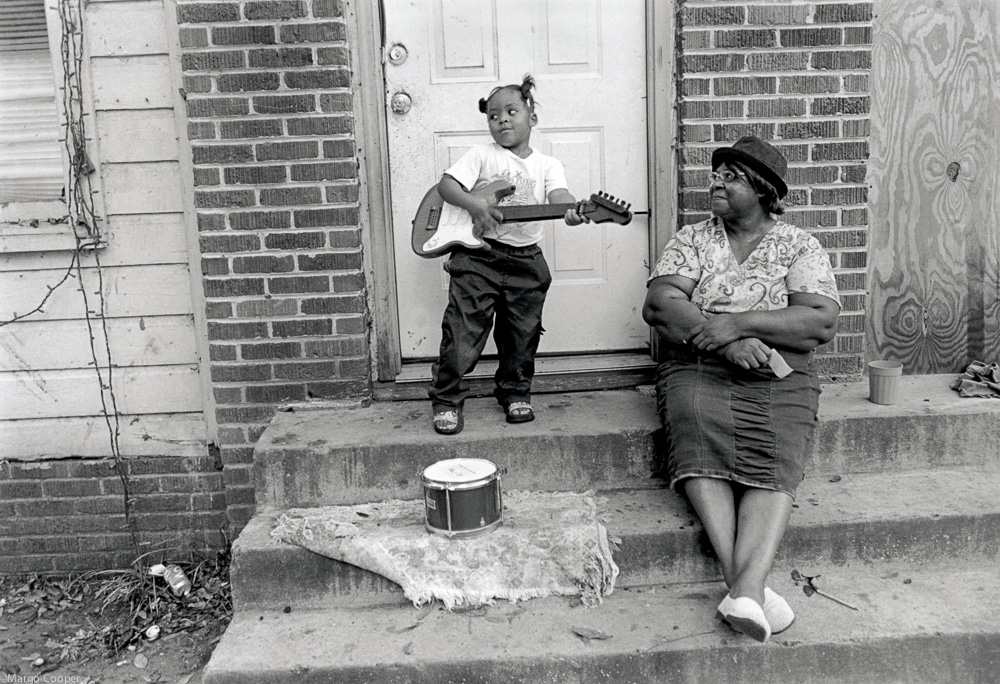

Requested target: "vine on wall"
[{"left": 1, "top": 0, "right": 139, "bottom": 558}]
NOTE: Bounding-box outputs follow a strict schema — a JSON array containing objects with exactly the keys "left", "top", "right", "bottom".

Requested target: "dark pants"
[{"left": 429, "top": 240, "right": 552, "bottom": 411}]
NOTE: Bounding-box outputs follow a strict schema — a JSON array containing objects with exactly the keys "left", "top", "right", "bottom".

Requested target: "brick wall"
[
  {"left": 176, "top": 0, "right": 372, "bottom": 531},
  {"left": 676, "top": 1, "right": 872, "bottom": 380},
  {"left": 0, "top": 457, "right": 227, "bottom": 573}
]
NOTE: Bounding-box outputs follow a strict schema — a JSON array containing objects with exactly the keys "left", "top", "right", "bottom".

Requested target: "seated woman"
[{"left": 642, "top": 136, "right": 840, "bottom": 642}]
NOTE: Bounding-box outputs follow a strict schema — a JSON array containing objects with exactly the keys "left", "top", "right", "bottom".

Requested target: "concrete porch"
[{"left": 205, "top": 374, "right": 1000, "bottom": 683}]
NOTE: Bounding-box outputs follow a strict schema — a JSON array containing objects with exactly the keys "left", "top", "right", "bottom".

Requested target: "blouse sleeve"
[
  {"left": 543, "top": 155, "right": 569, "bottom": 197},
  {"left": 786, "top": 234, "right": 841, "bottom": 305},
  {"left": 647, "top": 224, "right": 701, "bottom": 284}
]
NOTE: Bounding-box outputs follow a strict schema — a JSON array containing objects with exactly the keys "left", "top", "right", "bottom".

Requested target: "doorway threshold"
[{"left": 375, "top": 352, "right": 657, "bottom": 401}]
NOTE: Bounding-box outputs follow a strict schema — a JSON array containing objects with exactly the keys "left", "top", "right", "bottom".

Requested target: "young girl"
[{"left": 429, "top": 75, "right": 585, "bottom": 435}]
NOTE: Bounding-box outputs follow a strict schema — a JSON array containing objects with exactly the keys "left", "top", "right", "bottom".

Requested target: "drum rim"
[
  {"left": 420, "top": 457, "right": 498, "bottom": 485},
  {"left": 421, "top": 473, "right": 499, "bottom": 491}
]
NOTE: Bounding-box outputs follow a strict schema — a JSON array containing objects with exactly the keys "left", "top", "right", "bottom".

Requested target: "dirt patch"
[{"left": 0, "top": 551, "right": 231, "bottom": 684}]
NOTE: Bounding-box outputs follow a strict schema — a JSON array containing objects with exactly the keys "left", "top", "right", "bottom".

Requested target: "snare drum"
[{"left": 421, "top": 458, "right": 503, "bottom": 538}]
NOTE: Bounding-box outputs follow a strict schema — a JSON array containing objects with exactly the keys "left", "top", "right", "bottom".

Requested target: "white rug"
[{"left": 272, "top": 490, "right": 619, "bottom": 609}]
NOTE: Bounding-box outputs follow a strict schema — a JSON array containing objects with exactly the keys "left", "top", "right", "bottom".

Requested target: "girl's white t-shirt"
[{"left": 444, "top": 143, "right": 569, "bottom": 247}]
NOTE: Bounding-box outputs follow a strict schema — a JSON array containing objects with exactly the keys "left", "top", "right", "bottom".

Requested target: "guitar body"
[
  {"left": 411, "top": 181, "right": 516, "bottom": 258},
  {"left": 411, "top": 180, "right": 632, "bottom": 258}
]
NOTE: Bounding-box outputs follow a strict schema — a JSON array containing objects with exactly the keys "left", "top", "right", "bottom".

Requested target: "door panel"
[{"left": 386, "top": 0, "right": 648, "bottom": 359}]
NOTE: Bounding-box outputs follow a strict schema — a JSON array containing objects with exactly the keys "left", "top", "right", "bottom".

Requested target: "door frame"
[{"left": 347, "top": 0, "right": 677, "bottom": 386}]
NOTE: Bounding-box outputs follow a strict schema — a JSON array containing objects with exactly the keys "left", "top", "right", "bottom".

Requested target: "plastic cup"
[{"left": 868, "top": 360, "right": 903, "bottom": 405}]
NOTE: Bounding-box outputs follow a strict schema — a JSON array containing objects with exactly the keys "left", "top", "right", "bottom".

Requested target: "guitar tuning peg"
[{"left": 626, "top": 203, "right": 632, "bottom": 211}]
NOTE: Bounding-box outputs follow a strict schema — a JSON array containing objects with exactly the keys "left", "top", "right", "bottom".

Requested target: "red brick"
[
  {"left": 271, "top": 318, "right": 333, "bottom": 337},
  {"left": 211, "top": 363, "right": 273, "bottom": 383},
  {"left": 212, "top": 25, "right": 276, "bottom": 46},
  {"left": 208, "top": 321, "right": 269, "bottom": 340},
  {"left": 278, "top": 22, "right": 346, "bottom": 43},
  {"left": 245, "top": 383, "right": 308, "bottom": 402},
  {"left": 320, "top": 92, "right": 352, "bottom": 112},
  {"left": 812, "top": 51, "right": 871, "bottom": 71},
  {"left": 196, "top": 189, "right": 256, "bottom": 208},
  {"left": 273, "top": 360, "right": 338, "bottom": 380},
  {"left": 244, "top": 0, "right": 307, "bottom": 20},
  {"left": 260, "top": 187, "right": 324, "bottom": 206},
  {"left": 220, "top": 119, "right": 284, "bottom": 139},
  {"left": 814, "top": 3, "right": 873, "bottom": 23},
  {"left": 230, "top": 210, "right": 292, "bottom": 230},
  {"left": 264, "top": 231, "right": 326, "bottom": 250},
  {"left": 207, "top": 301, "right": 234, "bottom": 318},
  {"left": 202, "top": 257, "right": 229, "bottom": 275},
  {"left": 211, "top": 344, "right": 238, "bottom": 361},
  {"left": 225, "top": 165, "right": 288, "bottom": 184},
  {"left": 290, "top": 161, "right": 355, "bottom": 181},
  {"left": 268, "top": 275, "right": 330, "bottom": 294},
  {"left": 218, "top": 73, "right": 281, "bottom": 93},
  {"left": 715, "top": 29, "right": 775, "bottom": 49},
  {"left": 200, "top": 233, "right": 261, "bottom": 253},
  {"left": 780, "top": 28, "right": 843, "bottom": 48},
  {"left": 233, "top": 255, "right": 295, "bottom": 273},
  {"left": 325, "top": 184, "right": 359, "bottom": 204},
  {"left": 285, "top": 69, "right": 351, "bottom": 89},
  {"left": 301, "top": 294, "right": 364, "bottom": 315},
  {"left": 194, "top": 168, "right": 220, "bottom": 186},
  {"left": 294, "top": 206, "right": 357, "bottom": 227},
  {"left": 286, "top": 116, "right": 352, "bottom": 136},
  {"left": 681, "top": 6, "right": 745, "bottom": 26},
  {"left": 193, "top": 144, "right": 254, "bottom": 164},
  {"left": 242, "top": 341, "right": 302, "bottom": 360},
  {"left": 204, "top": 278, "right": 265, "bottom": 298},
  {"left": 182, "top": 50, "right": 245, "bottom": 72},
  {"left": 297, "top": 252, "right": 362, "bottom": 271},
  {"left": 235, "top": 299, "right": 298, "bottom": 317},
  {"left": 258, "top": 141, "right": 321, "bottom": 161},
  {"left": 312, "top": 0, "right": 344, "bottom": 18},
  {"left": 177, "top": 3, "right": 240, "bottom": 23},
  {"left": 682, "top": 53, "right": 745, "bottom": 73},
  {"left": 317, "top": 46, "right": 349, "bottom": 66},
  {"left": 254, "top": 94, "right": 317, "bottom": 114}
]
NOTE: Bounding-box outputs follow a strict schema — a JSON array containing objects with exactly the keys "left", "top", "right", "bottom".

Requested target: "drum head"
[{"left": 422, "top": 458, "right": 497, "bottom": 485}]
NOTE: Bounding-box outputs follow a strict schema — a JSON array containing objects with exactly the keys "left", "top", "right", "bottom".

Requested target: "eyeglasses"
[{"left": 709, "top": 169, "right": 748, "bottom": 185}]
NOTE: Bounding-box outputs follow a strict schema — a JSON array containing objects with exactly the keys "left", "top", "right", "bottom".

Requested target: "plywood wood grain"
[{"left": 868, "top": 0, "right": 1000, "bottom": 372}]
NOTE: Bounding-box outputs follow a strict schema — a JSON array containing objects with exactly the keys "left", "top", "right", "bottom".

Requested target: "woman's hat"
[{"left": 712, "top": 136, "right": 788, "bottom": 199}]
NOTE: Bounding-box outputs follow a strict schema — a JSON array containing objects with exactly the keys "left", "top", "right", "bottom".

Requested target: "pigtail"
[
  {"left": 519, "top": 73, "right": 537, "bottom": 109},
  {"left": 478, "top": 74, "right": 539, "bottom": 113}
]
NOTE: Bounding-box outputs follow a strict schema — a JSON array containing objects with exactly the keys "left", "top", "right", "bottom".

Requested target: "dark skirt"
[{"left": 654, "top": 343, "right": 821, "bottom": 498}]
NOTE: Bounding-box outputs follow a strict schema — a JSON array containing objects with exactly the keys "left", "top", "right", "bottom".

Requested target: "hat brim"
[{"left": 712, "top": 148, "right": 788, "bottom": 199}]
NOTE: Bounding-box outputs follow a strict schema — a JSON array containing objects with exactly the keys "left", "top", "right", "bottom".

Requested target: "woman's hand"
[
  {"left": 721, "top": 337, "right": 771, "bottom": 370},
  {"left": 689, "top": 313, "right": 744, "bottom": 352}
]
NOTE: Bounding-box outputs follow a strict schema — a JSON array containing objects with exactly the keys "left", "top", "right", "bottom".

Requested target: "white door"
[{"left": 385, "top": 0, "right": 648, "bottom": 360}]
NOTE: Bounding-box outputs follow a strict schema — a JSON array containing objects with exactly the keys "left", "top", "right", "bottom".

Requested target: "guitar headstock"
[{"left": 580, "top": 192, "right": 632, "bottom": 225}]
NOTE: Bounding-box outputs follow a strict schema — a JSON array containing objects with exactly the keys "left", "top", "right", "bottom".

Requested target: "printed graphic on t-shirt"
[{"left": 491, "top": 169, "right": 537, "bottom": 240}]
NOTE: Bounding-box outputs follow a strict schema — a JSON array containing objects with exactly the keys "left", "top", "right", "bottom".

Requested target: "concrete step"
[
  {"left": 230, "top": 467, "right": 1000, "bottom": 611},
  {"left": 253, "top": 375, "right": 1000, "bottom": 509},
  {"left": 205, "top": 560, "right": 1000, "bottom": 684}
]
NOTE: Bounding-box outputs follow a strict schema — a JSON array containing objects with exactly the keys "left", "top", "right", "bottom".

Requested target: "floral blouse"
[{"left": 648, "top": 217, "right": 840, "bottom": 313}]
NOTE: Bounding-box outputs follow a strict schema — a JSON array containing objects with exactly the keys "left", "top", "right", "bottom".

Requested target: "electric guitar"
[{"left": 411, "top": 180, "right": 633, "bottom": 258}]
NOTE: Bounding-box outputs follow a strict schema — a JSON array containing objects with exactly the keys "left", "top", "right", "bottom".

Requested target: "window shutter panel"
[{"left": 0, "top": 0, "right": 64, "bottom": 203}]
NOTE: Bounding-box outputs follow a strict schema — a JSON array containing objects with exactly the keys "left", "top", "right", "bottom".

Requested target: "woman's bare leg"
[
  {"left": 729, "top": 488, "right": 793, "bottom": 605},
  {"left": 683, "top": 477, "right": 738, "bottom": 587}
]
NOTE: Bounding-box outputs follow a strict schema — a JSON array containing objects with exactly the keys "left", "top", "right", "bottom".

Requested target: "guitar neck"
[{"left": 498, "top": 203, "right": 576, "bottom": 223}]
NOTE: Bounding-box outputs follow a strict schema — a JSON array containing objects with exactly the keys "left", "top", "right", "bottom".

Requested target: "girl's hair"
[
  {"left": 478, "top": 74, "right": 537, "bottom": 114},
  {"left": 726, "top": 160, "right": 786, "bottom": 215}
]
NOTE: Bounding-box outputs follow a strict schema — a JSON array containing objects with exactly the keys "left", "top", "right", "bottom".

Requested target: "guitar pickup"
[{"left": 424, "top": 206, "right": 440, "bottom": 231}]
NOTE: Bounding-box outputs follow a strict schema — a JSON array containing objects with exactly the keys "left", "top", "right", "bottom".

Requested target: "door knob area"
[{"left": 391, "top": 92, "right": 412, "bottom": 115}]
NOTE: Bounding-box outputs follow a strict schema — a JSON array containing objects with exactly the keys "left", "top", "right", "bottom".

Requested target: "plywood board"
[
  {"left": 0, "top": 365, "right": 203, "bottom": 420},
  {"left": 0, "top": 413, "right": 208, "bottom": 460},
  {"left": 868, "top": 0, "right": 1000, "bottom": 372}
]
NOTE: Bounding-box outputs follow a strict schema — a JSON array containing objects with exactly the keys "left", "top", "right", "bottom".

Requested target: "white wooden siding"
[{"left": 0, "top": 0, "right": 206, "bottom": 461}]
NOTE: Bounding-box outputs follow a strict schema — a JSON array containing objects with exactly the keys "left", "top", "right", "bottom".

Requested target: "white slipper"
[
  {"left": 763, "top": 587, "right": 795, "bottom": 633},
  {"left": 722, "top": 585, "right": 795, "bottom": 634},
  {"left": 716, "top": 595, "right": 771, "bottom": 643}
]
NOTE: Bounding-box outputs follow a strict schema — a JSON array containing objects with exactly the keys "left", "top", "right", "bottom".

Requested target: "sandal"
[
  {"left": 433, "top": 408, "right": 463, "bottom": 435},
  {"left": 504, "top": 401, "right": 535, "bottom": 424}
]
